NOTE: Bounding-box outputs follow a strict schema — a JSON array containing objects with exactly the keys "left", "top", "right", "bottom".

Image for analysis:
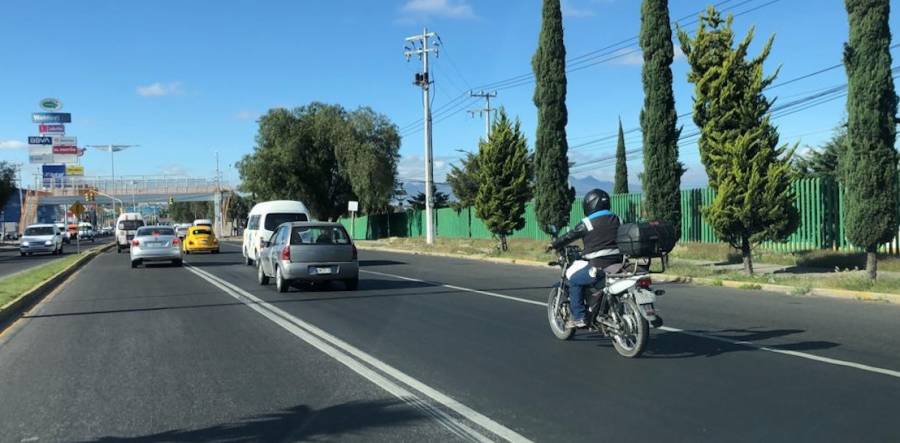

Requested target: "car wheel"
[
  {"left": 58, "top": 246, "right": 63, "bottom": 255},
  {"left": 344, "top": 277, "right": 359, "bottom": 291},
  {"left": 20, "top": 252, "right": 25, "bottom": 257},
  {"left": 117, "top": 246, "right": 122, "bottom": 253},
  {"left": 184, "top": 249, "right": 190, "bottom": 255},
  {"left": 173, "top": 259, "right": 183, "bottom": 267},
  {"left": 276, "top": 266, "right": 289, "bottom": 293},
  {"left": 131, "top": 260, "right": 139, "bottom": 268},
  {"left": 258, "top": 263, "right": 270, "bottom": 286},
  {"left": 213, "top": 249, "right": 220, "bottom": 254},
  {"left": 244, "top": 253, "right": 253, "bottom": 266}
]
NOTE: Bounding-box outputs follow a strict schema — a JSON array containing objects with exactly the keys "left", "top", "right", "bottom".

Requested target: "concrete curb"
[
  {"left": 0, "top": 243, "right": 115, "bottom": 329},
  {"left": 358, "top": 244, "right": 900, "bottom": 305}
]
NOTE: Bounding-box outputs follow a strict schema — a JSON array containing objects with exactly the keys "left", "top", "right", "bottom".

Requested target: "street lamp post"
[{"left": 86, "top": 144, "right": 138, "bottom": 215}]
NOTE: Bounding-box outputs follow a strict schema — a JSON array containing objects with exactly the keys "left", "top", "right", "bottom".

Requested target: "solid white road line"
[
  {"left": 362, "top": 269, "right": 900, "bottom": 381},
  {"left": 185, "top": 264, "right": 532, "bottom": 443}
]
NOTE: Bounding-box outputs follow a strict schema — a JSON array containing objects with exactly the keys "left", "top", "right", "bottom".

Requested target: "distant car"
[
  {"left": 175, "top": 223, "right": 190, "bottom": 239},
  {"left": 116, "top": 212, "right": 145, "bottom": 253},
  {"left": 257, "top": 221, "right": 358, "bottom": 292},
  {"left": 55, "top": 223, "right": 70, "bottom": 244},
  {"left": 19, "top": 224, "right": 64, "bottom": 256},
  {"left": 130, "top": 226, "right": 182, "bottom": 268},
  {"left": 183, "top": 225, "right": 220, "bottom": 254},
  {"left": 78, "top": 222, "right": 95, "bottom": 242},
  {"left": 192, "top": 219, "right": 213, "bottom": 229}
]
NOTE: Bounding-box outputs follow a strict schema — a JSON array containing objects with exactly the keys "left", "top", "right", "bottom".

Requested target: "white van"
[
  {"left": 242, "top": 200, "right": 310, "bottom": 265},
  {"left": 116, "top": 212, "right": 145, "bottom": 253}
]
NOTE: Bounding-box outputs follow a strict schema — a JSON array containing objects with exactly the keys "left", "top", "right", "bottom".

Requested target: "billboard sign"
[
  {"left": 28, "top": 136, "right": 52, "bottom": 145},
  {"left": 52, "top": 154, "right": 78, "bottom": 164},
  {"left": 53, "top": 146, "right": 78, "bottom": 154},
  {"left": 39, "top": 124, "right": 65, "bottom": 134},
  {"left": 52, "top": 136, "right": 76, "bottom": 146},
  {"left": 39, "top": 98, "right": 63, "bottom": 111},
  {"left": 66, "top": 164, "right": 85, "bottom": 176},
  {"left": 32, "top": 112, "right": 71, "bottom": 123},
  {"left": 42, "top": 164, "right": 66, "bottom": 179},
  {"left": 29, "top": 153, "right": 54, "bottom": 164}
]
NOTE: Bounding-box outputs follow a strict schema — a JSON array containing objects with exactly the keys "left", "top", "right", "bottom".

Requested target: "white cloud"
[
  {"left": 397, "top": 154, "right": 456, "bottom": 183},
  {"left": 234, "top": 110, "right": 259, "bottom": 121},
  {"left": 0, "top": 139, "right": 27, "bottom": 150},
  {"left": 399, "top": 0, "right": 476, "bottom": 20},
  {"left": 136, "top": 81, "right": 184, "bottom": 97},
  {"left": 562, "top": 0, "right": 596, "bottom": 18}
]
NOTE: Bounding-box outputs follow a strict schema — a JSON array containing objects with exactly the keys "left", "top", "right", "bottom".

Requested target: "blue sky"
[{"left": 1, "top": 0, "right": 897, "bottom": 189}]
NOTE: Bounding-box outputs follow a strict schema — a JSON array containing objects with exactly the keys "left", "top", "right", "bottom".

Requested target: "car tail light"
[
  {"left": 280, "top": 245, "right": 291, "bottom": 261},
  {"left": 131, "top": 239, "right": 140, "bottom": 247},
  {"left": 351, "top": 244, "right": 358, "bottom": 260},
  {"left": 188, "top": 241, "right": 194, "bottom": 246},
  {"left": 172, "top": 238, "right": 181, "bottom": 246},
  {"left": 637, "top": 278, "right": 652, "bottom": 289}
]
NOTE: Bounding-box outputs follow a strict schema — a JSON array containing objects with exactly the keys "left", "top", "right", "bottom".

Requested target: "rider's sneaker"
[{"left": 566, "top": 318, "right": 587, "bottom": 329}]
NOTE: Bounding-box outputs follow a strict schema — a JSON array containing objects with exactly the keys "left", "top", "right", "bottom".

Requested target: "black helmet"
[{"left": 582, "top": 189, "right": 610, "bottom": 215}]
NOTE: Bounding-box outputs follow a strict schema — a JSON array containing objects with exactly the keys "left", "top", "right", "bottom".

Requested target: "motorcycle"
[{"left": 546, "top": 227, "right": 665, "bottom": 358}]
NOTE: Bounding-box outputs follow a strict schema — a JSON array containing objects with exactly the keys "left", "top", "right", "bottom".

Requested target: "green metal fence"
[{"left": 343, "top": 177, "right": 900, "bottom": 255}]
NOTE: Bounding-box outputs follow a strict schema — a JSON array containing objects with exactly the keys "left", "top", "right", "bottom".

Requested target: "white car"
[
  {"left": 19, "top": 224, "right": 64, "bottom": 256},
  {"left": 242, "top": 200, "right": 311, "bottom": 266},
  {"left": 116, "top": 212, "right": 145, "bottom": 253}
]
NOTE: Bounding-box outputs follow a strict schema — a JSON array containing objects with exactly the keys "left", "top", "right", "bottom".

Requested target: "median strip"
[{"left": 0, "top": 243, "right": 114, "bottom": 329}]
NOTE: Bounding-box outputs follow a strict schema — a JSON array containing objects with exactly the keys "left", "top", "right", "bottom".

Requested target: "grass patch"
[
  {"left": 738, "top": 283, "right": 763, "bottom": 290},
  {"left": 0, "top": 253, "right": 84, "bottom": 308}
]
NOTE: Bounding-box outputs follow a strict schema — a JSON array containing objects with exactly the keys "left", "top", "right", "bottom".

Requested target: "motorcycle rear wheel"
[
  {"left": 547, "top": 286, "right": 574, "bottom": 340},
  {"left": 610, "top": 298, "right": 648, "bottom": 358}
]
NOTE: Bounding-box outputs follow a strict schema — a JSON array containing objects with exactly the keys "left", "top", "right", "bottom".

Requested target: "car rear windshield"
[
  {"left": 137, "top": 227, "right": 175, "bottom": 236},
  {"left": 25, "top": 226, "right": 55, "bottom": 236},
  {"left": 290, "top": 226, "right": 350, "bottom": 245},
  {"left": 118, "top": 220, "right": 145, "bottom": 230},
  {"left": 265, "top": 213, "right": 308, "bottom": 231},
  {"left": 192, "top": 228, "right": 211, "bottom": 236}
]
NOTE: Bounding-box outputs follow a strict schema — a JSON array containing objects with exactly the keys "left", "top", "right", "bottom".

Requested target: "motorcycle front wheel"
[
  {"left": 547, "top": 286, "right": 574, "bottom": 340},
  {"left": 610, "top": 298, "right": 649, "bottom": 358}
]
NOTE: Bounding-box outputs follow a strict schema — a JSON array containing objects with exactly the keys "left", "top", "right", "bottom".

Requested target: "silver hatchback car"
[
  {"left": 130, "top": 226, "right": 183, "bottom": 268},
  {"left": 257, "top": 222, "right": 359, "bottom": 292}
]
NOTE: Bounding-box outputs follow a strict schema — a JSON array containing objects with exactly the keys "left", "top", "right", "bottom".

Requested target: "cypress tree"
[
  {"left": 475, "top": 110, "right": 532, "bottom": 252},
  {"left": 613, "top": 118, "right": 629, "bottom": 195},
  {"left": 678, "top": 7, "right": 799, "bottom": 274},
  {"left": 640, "top": 0, "right": 683, "bottom": 233},
  {"left": 532, "top": 0, "right": 573, "bottom": 233},
  {"left": 843, "top": 0, "right": 898, "bottom": 280}
]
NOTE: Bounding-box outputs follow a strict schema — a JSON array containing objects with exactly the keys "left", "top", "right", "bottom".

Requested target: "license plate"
[
  {"left": 311, "top": 267, "right": 333, "bottom": 275},
  {"left": 145, "top": 241, "right": 163, "bottom": 247}
]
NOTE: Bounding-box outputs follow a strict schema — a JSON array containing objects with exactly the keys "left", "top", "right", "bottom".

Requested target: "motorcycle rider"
[{"left": 548, "top": 189, "right": 622, "bottom": 328}]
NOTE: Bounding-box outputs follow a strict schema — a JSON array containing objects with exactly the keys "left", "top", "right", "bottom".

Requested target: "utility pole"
[
  {"left": 467, "top": 90, "right": 498, "bottom": 138},
  {"left": 405, "top": 27, "right": 440, "bottom": 245}
]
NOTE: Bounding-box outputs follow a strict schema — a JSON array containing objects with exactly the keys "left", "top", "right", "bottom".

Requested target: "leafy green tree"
[
  {"left": 613, "top": 118, "right": 629, "bottom": 195},
  {"left": 226, "top": 192, "right": 253, "bottom": 227},
  {"left": 0, "top": 162, "right": 16, "bottom": 216},
  {"left": 237, "top": 103, "right": 400, "bottom": 221},
  {"left": 338, "top": 108, "right": 402, "bottom": 214},
  {"left": 168, "top": 201, "right": 212, "bottom": 222},
  {"left": 475, "top": 110, "right": 532, "bottom": 251},
  {"left": 641, "top": 0, "right": 683, "bottom": 231},
  {"left": 446, "top": 152, "right": 481, "bottom": 210},
  {"left": 843, "top": 0, "right": 898, "bottom": 279},
  {"left": 407, "top": 185, "right": 449, "bottom": 210},
  {"left": 532, "top": 0, "right": 574, "bottom": 233},
  {"left": 794, "top": 126, "right": 848, "bottom": 180},
  {"left": 678, "top": 7, "right": 799, "bottom": 274}
]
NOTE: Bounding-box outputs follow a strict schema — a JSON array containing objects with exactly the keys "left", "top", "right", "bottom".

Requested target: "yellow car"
[{"left": 183, "top": 226, "right": 220, "bottom": 254}]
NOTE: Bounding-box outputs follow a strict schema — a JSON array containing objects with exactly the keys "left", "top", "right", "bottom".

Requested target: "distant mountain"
[{"left": 569, "top": 175, "right": 642, "bottom": 196}]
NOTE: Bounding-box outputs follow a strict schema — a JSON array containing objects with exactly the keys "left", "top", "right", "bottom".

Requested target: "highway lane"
[
  {"left": 0, "top": 237, "right": 113, "bottom": 279},
  {"left": 193, "top": 242, "right": 900, "bottom": 442},
  {"left": 0, "top": 248, "right": 469, "bottom": 442},
  {"left": 0, "top": 241, "right": 897, "bottom": 442}
]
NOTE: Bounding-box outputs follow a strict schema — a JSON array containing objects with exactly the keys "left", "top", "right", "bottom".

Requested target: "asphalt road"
[
  {"left": 0, "top": 237, "right": 113, "bottom": 279},
  {"left": 0, "top": 241, "right": 898, "bottom": 442}
]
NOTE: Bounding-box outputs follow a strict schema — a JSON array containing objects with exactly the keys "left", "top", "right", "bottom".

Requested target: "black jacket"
[{"left": 551, "top": 210, "right": 622, "bottom": 267}]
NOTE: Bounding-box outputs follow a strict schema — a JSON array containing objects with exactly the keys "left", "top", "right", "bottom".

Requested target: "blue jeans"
[{"left": 567, "top": 264, "right": 597, "bottom": 322}]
